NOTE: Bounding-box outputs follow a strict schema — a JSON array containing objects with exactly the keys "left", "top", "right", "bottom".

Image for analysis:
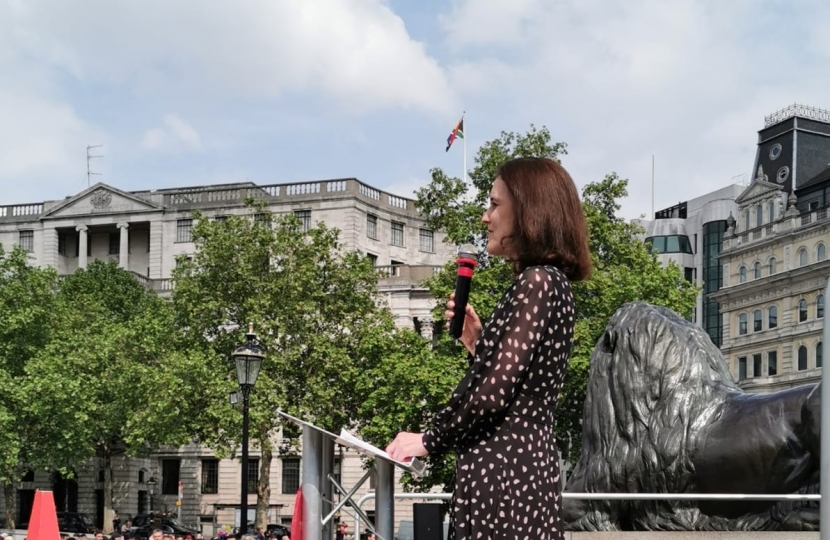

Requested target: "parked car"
[
  {"left": 231, "top": 522, "right": 290, "bottom": 538},
  {"left": 57, "top": 512, "right": 99, "bottom": 534},
  {"left": 266, "top": 523, "right": 291, "bottom": 538},
  {"left": 128, "top": 513, "right": 199, "bottom": 539}
]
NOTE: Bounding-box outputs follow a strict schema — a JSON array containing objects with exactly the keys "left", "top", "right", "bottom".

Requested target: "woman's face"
[{"left": 482, "top": 176, "right": 516, "bottom": 258}]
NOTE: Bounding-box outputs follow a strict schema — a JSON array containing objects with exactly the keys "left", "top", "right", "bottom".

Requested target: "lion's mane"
[{"left": 563, "top": 302, "right": 748, "bottom": 530}]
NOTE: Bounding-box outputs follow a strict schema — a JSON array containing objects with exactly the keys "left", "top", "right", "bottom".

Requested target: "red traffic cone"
[{"left": 28, "top": 489, "right": 60, "bottom": 540}]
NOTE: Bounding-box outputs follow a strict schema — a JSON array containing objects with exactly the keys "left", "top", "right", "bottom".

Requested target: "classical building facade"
[
  {"left": 0, "top": 178, "right": 455, "bottom": 534},
  {"left": 713, "top": 104, "right": 830, "bottom": 392}
]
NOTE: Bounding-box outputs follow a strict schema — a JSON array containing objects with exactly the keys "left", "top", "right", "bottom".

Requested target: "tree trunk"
[
  {"left": 256, "top": 445, "right": 272, "bottom": 532},
  {"left": 102, "top": 448, "right": 114, "bottom": 534},
  {"left": 3, "top": 481, "right": 15, "bottom": 530}
]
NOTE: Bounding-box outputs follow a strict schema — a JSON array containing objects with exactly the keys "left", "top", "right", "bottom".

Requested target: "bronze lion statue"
[{"left": 563, "top": 302, "right": 819, "bottom": 531}]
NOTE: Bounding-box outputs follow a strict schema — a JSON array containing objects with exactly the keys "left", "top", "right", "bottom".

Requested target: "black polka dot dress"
[{"left": 423, "top": 266, "right": 574, "bottom": 540}]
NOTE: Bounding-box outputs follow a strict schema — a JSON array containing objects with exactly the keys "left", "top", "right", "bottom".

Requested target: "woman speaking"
[{"left": 386, "top": 157, "right": 591, "bottom": 540}]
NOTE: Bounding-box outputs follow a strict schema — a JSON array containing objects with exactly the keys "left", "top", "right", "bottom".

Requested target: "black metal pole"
[{"left": 241, "top": 386, "right": 250, "bottom": 534}]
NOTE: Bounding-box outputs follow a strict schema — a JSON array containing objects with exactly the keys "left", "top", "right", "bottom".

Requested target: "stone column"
[
  {"left": 148, "top": 219, "right": 163, "bottom": 278},
  {"left": 41, "top": 227, "right": 59, "bottom": 269},
  {"left": 117, "top": 222, "right": 129, "bottom": 270},
  {"left": 77, "top": 225, "right": 89, "bottom": 269}
]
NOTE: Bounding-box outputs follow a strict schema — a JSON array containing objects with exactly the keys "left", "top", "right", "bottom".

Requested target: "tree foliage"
[
  {"left": 413, "top": 126, "right": 698, "bottom": 473},
  {"left": 0, "top": 245, "right": 59, "bottom": 528},
  {"left": 169, "top": 210, "right": 404, "bottom": 529},
  {"left": 20, "top": 260, "right": 177, "bottom": 532}
]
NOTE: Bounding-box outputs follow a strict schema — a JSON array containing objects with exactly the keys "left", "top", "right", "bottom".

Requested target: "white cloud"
[
  {"left": 3, "top": 0, "right": 455, "bottom": 115},
  {"left": 142, "top": 115, "right": 203, "bottom": 153},
  {"left": 441, "top": 0, "right": 830, "bottom": 218},
  {"left": 0, "top": 89, "right": 105, "bottom": 202}
]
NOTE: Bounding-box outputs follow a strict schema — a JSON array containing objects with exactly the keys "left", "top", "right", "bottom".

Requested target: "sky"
[{"left": 2, "top": 0, "right": 830, "bottom": 219}]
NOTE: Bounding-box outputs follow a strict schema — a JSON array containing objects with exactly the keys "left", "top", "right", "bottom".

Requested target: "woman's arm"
[{"left": 423, "top": 266, "right": 563, "bottom": 454}]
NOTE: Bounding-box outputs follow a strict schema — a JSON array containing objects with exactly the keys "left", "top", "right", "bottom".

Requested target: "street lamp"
[
  {"left": 231, "top": 323, "right": 264, "bottom": 534},
  {"left": 147, "top": 476, "right": 157, "bottom": 514}
]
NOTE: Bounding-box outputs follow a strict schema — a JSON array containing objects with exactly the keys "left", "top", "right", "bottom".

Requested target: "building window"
[
  {"left": 162, "top": 459, "right": 181, "bottom": 495},
  {"left": 58, "top": 234, "right": 67, "bottom": 256},
  {"left": 768, "top": 306, "right": 778, "bottom": 329},
  {"left": 176, "top": 219, "right": 193, "bottom": 243},
  {"left": 684, "top": 267, "right": 695, "bottom": 283},
  {"left": 738, "top": 313, "right": 747, "bottom": 335},
  {"left": 247, "top": 458, "right": 259, "bottom": 494},
  {"left": 819, "top": 295, "right": 825, "bottom": 318},
  {"left": 366, "top": 253, "right": 378, "bottom": 266},
  {"left": 702, "top": 220, "right": 727, "bottom": 347},
  {"left": 282, "top": 458, "right": 300, "bottom": 495},
  {"left": 391, "top": 222, "right": 404, "bottom": 247},
  {"left": 214, "top": 215, "right": 228, "bottom": 222},
  {"left": 138, "top": 470, "right": 145, "bottom": 483},
  {"left": 753, "top": 310, "right": 762, "bottom": 332},
  {"left": 799, "top": 299, "right": 808, "bottom": 322},
  {"left": 419, "top": 229, "right": 434, "bottom": 253},
  {"left": 738, "top": 356, "right": 747, "bottom": 380},
  {"left": 744, "top": 211, "right": 750, "bottom": 231},
  {"left": 753, "top": 262, "right": 761, "bottom": 279},
  {"left": 108, "top": 233, "right": 120, "bottom": 255},
  {"left": 366, "top": 214, "right": 378, "bottom": 240},
  {"left": 798, "top": 346, "right": 808, "bottom": 371},
  {"left": 756, "top": 204, "right": 762, "bottom": 227},
  {"left": 769, "top": 257, "right": 777, "bottom": 275},
  {"left": 818, "top": 342, "right": 824, "bottom": 369},
  {"left": 201, "top": 459, "right": 219, "bottom": 495},
  {"left": 294, "top": 210, "right": 311, "bottom": 233},
  {"left": 752, "top": 353, "right": 762, "bottom": 377},
  {"left": 767, "top": 350, "right": 777, "bottom": 376},
  {"left": 818, "top": 244, "right": 827, "bottom": 262},
  {"left": 768, "top": 200, "right": 775, "bottom": 221},
  {"left": 798, "top": 248, "right": 808, "bottom": 267},
  {"left": 18, "top": 230, "right": 34, "bottom": 252},
  {"left": 738, "top": 266, "right": 747, "bottom": 283}
]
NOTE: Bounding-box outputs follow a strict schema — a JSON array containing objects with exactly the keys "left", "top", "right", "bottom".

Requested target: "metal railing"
[{"left": 350, "top": 491, "right": 821, "bottom": 539}]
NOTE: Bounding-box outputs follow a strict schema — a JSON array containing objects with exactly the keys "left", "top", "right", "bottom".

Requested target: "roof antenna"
[{"left": 87, "top": 144, "right": 104, "bottom": 188}]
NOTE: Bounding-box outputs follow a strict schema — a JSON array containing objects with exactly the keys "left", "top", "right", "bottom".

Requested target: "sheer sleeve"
[{"left": 423, "top": 266, "right": 559, "bottom": 454}]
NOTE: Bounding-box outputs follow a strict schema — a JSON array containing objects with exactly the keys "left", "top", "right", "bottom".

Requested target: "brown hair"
[{"left": 496, "top": 157, "right": 591, "bottom": 281}]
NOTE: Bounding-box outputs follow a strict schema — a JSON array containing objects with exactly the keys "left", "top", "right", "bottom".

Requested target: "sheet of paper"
[{"left": 337, "top": 428, "right": 426, "bottom": 476}]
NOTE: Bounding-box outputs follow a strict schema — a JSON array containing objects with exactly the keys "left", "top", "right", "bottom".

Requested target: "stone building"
[
  {"left": 712, "top": 104, "right": 830, "bottom": 392},
  {"left": 631, "top": 184, "right": 743, "bottom": 346},
  {"left": 0, "top": 178, "right": 455, "bottom": 534}
]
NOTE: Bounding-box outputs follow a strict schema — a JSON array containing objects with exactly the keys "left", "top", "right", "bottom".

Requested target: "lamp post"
[
  {"left": 147, "top": 476, "right": 157, "bottom": 514},
  {"left": 231, "top": 323, "right": 264, "bottom": 534}
]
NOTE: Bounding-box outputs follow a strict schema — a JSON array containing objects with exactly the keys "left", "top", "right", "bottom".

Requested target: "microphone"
[{"left": 449, "top": 244, "right": 479, "bottom": 340}]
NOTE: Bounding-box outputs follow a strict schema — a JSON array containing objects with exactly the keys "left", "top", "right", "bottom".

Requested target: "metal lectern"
[{"left": 278, "top": 411, "right": 425, "bottom": 540}]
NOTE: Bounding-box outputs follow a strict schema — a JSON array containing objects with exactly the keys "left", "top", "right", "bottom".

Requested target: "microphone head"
[{"left": 457, "top": 244, "right": 479, "bottom": 260}]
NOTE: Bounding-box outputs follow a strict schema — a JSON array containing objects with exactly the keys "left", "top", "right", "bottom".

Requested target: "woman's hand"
[
  {"left": 385, "top": 432, "right": 427, "bottom": 462},
  {"left": 445, "top": 292, "right": 482, "bottom": 355}
]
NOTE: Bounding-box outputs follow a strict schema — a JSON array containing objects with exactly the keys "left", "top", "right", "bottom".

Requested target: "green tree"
[
  {"left": 0, "top": 245, "right": 58, "bottom": 528},
  {"left": 413, "top": 126, "right": 698, "bottom": 472},
  {"left": 169, "top": 210, "right": 402, "bottom": 530},
  {"left": 20, "top": 260, "right": 177, "bottom": 533}
]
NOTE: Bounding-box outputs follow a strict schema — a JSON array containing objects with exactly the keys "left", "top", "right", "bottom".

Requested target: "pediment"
[
  {"left": 736, "top": 179, "right": 782, "bottom": 204},
  {"left": 42, "top": 183, "right": 163, "bottom": 219}
]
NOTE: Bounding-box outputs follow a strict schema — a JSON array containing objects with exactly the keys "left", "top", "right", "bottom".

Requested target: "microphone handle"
[{"left": 450, "top": 275, "right": 472, "bottom": 339}]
